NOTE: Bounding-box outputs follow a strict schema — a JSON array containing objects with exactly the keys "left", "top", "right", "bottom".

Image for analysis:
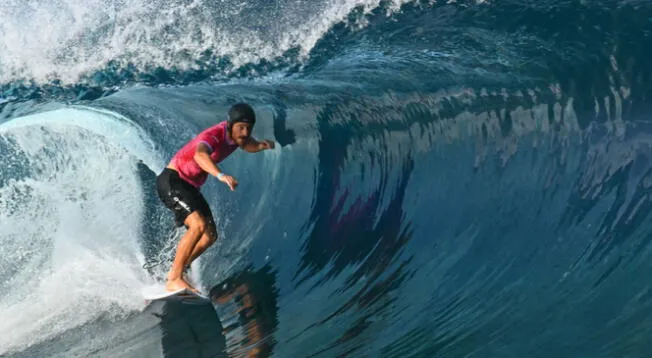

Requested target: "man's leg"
[
  {"left": 166, "top": 211, "right": 207, "bottom": 292},
  {"left": 184, "top": 223, "right": 218, "bottom": 269},
  {"left": 183, "top": 194, "right": 219, "bottom": 271}
]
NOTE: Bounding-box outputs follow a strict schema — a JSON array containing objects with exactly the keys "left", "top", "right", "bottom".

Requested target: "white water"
[
  {"left": 0, "top": 107, "right": 163, "bottom": 355},
  {"left": 0, "top": 0, "right": 412, "bottom": 85}
]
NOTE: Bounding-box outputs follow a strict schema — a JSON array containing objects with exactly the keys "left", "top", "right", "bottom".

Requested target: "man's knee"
[
  {"left": 184, "top": 211, "right": 208, "bottom": 234},
  {"left": 206, "top": 226, "right": 218, "bottom": 245}
]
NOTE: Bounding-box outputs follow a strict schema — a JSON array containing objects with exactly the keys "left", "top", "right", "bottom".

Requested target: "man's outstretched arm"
[{"left": 243, "top": 137, "right": 275, "bottom": 153}]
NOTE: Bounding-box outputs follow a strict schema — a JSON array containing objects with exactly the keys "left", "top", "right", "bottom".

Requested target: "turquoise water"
[{"left": 1, "top": 1, "right": 652, "bottom": 357}]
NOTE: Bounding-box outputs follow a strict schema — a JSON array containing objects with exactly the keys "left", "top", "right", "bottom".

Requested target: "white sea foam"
[
  {"left": 0, "top": 107, "right": 162, "bottom": 354},
  {"left": 0, "top": 0, "right": 413, "bottom": 85}
]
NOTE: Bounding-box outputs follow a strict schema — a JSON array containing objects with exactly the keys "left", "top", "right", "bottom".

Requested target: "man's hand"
[
  {"left": 217, "top": 173, "right": 238, "bottom": 191},
  {"left": 260, "top": 139, "right": 275, "bottom": 150},
  {"left": 243, "top": 138, "right": 276, "bottom": 152}
]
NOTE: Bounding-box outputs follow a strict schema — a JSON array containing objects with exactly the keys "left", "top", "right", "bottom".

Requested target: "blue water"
[{"left": 1, "top": 0, "right": 652, "bottom": 357}]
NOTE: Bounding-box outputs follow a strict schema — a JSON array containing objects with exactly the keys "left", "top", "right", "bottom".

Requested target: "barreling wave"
[{"left": 2, "top": 0, "right": 652, "bottom": 357}]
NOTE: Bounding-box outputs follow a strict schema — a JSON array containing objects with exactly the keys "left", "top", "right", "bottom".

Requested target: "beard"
[{"left": 235, "top": 136, "right": 249, "bottom": 146}]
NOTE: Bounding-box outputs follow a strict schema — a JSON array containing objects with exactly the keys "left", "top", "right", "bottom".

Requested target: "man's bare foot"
[{"left": 166, "top": 278, "right": 199, "bottom": 293}]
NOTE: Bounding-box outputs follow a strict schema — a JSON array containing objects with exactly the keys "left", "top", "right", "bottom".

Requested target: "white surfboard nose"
[{"left": 141, "top": 284, "right": 210, "bottom": 303}]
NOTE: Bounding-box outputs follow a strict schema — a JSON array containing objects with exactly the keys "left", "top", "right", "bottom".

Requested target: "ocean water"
[{"left": 1, "top": 0, "right": 652, "bottom": 357}]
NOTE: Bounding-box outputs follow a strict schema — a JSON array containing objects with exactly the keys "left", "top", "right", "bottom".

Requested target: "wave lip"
[{"left": 0, "top": 0, "right": 411, "bottom": 87}]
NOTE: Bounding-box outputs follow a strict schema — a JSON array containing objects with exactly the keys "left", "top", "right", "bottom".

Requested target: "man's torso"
[{"left": 171, "top": 121, "right": 238, "bottom": 187}]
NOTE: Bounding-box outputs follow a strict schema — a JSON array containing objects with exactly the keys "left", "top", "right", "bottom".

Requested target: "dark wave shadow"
[{"left": 146, "top": 300, "right": 226, "bottom": 358}]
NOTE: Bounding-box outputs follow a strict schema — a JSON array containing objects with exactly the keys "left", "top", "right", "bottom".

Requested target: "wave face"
[{"left": 2, "top": 0, "right": 652, "bottom": 357}]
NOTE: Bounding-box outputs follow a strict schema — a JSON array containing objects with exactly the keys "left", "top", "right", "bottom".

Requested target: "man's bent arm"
[{"left": 194, "top": 143, "right": 223, "bottom": 177}]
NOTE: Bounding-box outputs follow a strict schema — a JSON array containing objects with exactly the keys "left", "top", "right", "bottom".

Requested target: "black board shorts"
[{"left": 156, "top": 168, "right": 215, "bottom": 228}]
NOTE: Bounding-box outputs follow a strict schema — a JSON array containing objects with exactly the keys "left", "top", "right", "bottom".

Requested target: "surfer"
[{"left": 155, "top": 103, "right": 275, "bottom": 293}]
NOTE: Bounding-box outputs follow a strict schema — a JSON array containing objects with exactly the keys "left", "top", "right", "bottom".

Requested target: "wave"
[
  {"left": 2, "top": 0, "right": 652, "bottom": 356},
  {"left": 1, "top": 78, "right": 648, "bottom": 356},
  {"left": 0, "top": 107, "right": 167, "bottom": 354},
  {"left": 0, "top": 0, "right": 410, "bottom": 89},
  {"left": 2, "top": 0, "right": 649, "bottom": 105}
]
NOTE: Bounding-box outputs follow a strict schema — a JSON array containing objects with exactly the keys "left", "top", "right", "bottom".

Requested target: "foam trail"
[
  {"left": 0, "top": 108, "right": 161, "bottom": 354},
  {"left": 0, "top": 0, "right": 413, "bottom": 85}
]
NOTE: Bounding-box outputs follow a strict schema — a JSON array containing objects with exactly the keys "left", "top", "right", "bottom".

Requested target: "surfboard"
[{"left": 142, "top": 284, "right": 211, "bottom": 304}]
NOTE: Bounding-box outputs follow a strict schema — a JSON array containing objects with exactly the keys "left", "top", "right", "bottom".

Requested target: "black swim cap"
[{"left": 227, "top": 103, "right": 256, "bottom": 127}]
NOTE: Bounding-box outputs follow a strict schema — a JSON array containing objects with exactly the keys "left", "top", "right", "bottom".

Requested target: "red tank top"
[{"left": 171, "top": 121, "right": 238, "bottom": 187}]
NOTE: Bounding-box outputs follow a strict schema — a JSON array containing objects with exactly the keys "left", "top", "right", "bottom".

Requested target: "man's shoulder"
[{"left": 200, "top": 121, "right": 227, "bottom": 136}]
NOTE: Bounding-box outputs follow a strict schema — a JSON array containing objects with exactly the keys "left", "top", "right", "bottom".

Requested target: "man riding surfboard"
[{"left": 155, "top": 103, "right": 274, "bottom": 293}]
